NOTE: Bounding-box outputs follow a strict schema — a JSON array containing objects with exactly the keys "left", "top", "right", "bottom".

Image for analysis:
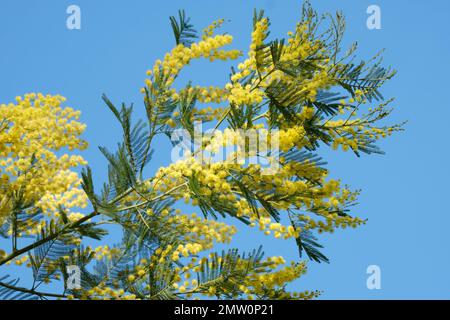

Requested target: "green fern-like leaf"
[{"left": 170, "top": 10, "right": 197, "bottom": 46}]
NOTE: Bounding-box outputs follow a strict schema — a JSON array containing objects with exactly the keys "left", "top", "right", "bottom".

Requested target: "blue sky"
[{"left": 1, "top": 0, "right": 450, "bottom": 299}]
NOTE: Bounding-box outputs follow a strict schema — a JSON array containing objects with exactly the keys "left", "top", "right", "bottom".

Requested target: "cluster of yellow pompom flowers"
[
  {"left": 0, "top": 94, "right": 88, "bottom": 229},
  {"left": 142, "top": 34, "right": 241, "bottom": 95}
]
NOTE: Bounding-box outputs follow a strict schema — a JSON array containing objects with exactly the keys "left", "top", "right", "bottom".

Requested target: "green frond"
[
  {"left": 188, "top": 175, "right": 250, "bottom": 224},
  {"left": 102, "top": 95, "right": 154, "bottom": 180},
  {"left": 232, "top": 176, "right": 280, "bottom": 222},
  {"left": 296, "top": 225, "right": 328, "bottom": 263},
  {"left": 170, "top": 10, "right": 197, "bottom": 46},
  {"left": 333, "top": 55, "right": 396, "bottom": 102},
  {"left": 29, "top": 226, "right": 75, "bottom": 283},
  {"left": 310, "top": 91, "right": 348, "bottom": 117},
  {"left": 195, "top": 247, "right": 266, "bottom": 298},
  {"left": 0, "top": 191, "right": 43, "bottom": 240}
]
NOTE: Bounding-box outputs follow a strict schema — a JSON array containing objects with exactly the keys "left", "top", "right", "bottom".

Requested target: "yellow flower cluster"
[
  {"left": 0, "top": 94, "right": 88, "bottom": 227},
  {"left": 152, "top": 148, "right": 359, "bottom": 243},
  {"left": 143, "top": 34, "right": 241, "bottom": 94},
  {"left": 324, "top": 99, "right": 400, "bottom": 153},
  {"left": 168, "top": 212, "right": 237, "bottom": 250},
  {"left": 202, "top": 19, "right": 225, "bottom": 40},
  {"left": 154, "top": 157, "right": 233, "bottom": 196},
  {"left": 225, "top": 82, "right": 264, "bottom": 106},
  {"left": 250, "top": 18, "right": 269, "bottom": 60},
  {"left": 230, "top": 18, "right": 269, "bottom": 83},
  {"left": 224, "top": 19, "right": 269, "bottom": 106},
  {"left": 278, "top": 126, "right": 308, "bottom": 152},
  {"left": 196, "top": 86, "right": 228, "bottom": 104},
  {"left": 76, "top": 286, "right": 134, "bottom": 300},
  {"left": 170, "top": 243, "right": 203, "bottom": 262},
  {"left": 224, "top": 18, "right": 333, "bottom": 107},
  {"left": 249, "top": 217, "right": 299, "bottom": 239},
  {"left": 93, "top": 245, "right": 121, "bottom": 260},
  {"left": 249, "top": 261, "right": 305, "bottom": 290},
  {"left": 300, "top": 212, "right": 365, "bottom": 234},
  {"left": 271, "top": 22, "right": 333, "bottom": 100}
]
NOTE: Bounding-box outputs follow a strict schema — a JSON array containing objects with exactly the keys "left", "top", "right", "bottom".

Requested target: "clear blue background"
[{"left": 1, "top": 0, "right": 449, "bottom": 299}]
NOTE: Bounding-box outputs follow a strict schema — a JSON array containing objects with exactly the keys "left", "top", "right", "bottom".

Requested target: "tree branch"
[
  {"left": 0, "top": 281, "right": 67, "bottom": 299},
  {"left": 0, "top": 211, "right": 99, "bottom": 266}
]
